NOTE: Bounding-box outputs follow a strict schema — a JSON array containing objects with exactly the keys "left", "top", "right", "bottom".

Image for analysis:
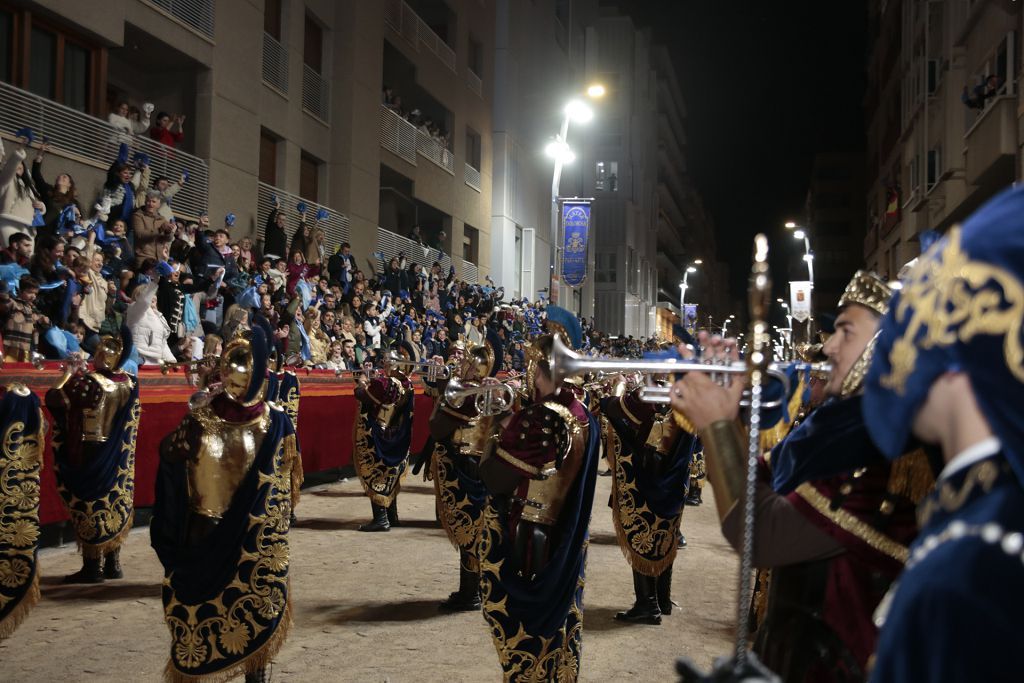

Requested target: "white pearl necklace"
[{"left": 874, "top": 520, "right": 1024, "bottom": 628}]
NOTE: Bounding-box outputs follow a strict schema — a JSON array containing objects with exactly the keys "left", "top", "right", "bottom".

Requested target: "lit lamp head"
[
  {"left": 564, "top": 99, "right": 594, "bottom": 124},
  {"left": 545, "top": 140, "right": 575, "bottom": 164}
]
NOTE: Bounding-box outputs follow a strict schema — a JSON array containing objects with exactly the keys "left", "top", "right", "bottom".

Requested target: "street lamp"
[
  {"left": 679, "top": 262, "right": 699, "bottom": 309},
  {"left": 784, "top": 221, "right": 815, "bottom": 338},
  {"left": 549, "top": 83, "right": 605, "bottom": 305},
  {"left": 723, "top": 314, "right": 736, "bottom": 337}
]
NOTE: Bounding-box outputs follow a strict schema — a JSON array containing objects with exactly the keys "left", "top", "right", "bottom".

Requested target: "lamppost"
[
  {"left": 784, "top": 221, "right": 815, "bottom": 338},
  {"left": 679, "top": 259, "right": 702, "bottom": 309},
  {"left": 722, "top": 314, "right": 736, "bottom": 337},
  {"left": 547, "top": 85, "right": 605, "bottom": 305}
]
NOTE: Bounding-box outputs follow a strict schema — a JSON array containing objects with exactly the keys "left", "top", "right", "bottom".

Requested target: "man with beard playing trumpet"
[{"left": 668, "top": 272, "right": 933, "bottom": 682}]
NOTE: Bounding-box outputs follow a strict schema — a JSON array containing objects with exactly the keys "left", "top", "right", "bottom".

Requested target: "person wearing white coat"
[{"left": 127, "top": 282, "right": 176, "bottom": 366}]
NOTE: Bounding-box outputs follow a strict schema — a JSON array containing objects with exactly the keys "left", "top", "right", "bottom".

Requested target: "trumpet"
[
  {"left": 547, "top": 334, "right": 816, "bottom": 410},
  {"left": 638, "top": 362, "right": 832, "bottom": 405},
  {"left": 333, "top": 365, "right": 374, "bottom": 379},
  {"left": 444, "top": 378, "right": 515, "bottom": 416},
  {"left": 387, "top": 357, "right": 452, "bottom": 382},
  {"left": 160, "top": 356, "right": 218, "bottom": 375}
]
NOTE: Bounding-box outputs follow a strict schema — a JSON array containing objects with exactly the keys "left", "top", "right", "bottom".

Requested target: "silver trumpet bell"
[
  {"left": 386, "top": 357, "right": 452, "bottom": 382},
  {"left": 547, "top": 333, "right": 829, "bottom": 409},
  {"left": 444, "top": 378, "right": 514, "bottom": 416}
]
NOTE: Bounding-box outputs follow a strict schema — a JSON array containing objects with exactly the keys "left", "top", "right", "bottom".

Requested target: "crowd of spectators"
[{"left": 0, "top": 130, "right": 658, "bottom": 373}]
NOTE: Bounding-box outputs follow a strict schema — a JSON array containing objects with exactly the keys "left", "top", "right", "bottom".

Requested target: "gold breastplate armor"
[
  {"left": 186, "top": 404, "right": 271, "bottom": 519},
  {"left": 519, "top": 405, "right": 587, "bottom": 526},
  {"left": 453, "top": 416, "right": 492, "bottom": 458},
  {"left": 55, "top": 371, "right": 134, "bottom": 443}
]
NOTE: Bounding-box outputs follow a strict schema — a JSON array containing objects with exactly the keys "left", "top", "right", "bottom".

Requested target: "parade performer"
[
  {"left": 478, "top": 306, "right": 599, "bottom": 682},
  {"left": 266, "top": 360, "right": 303, "bottom": 515},
  {"left": 151, "top": 328, "right": 297, "bottom": 683},
  {"left": 0, "top": 383, "right": 45, "bottom": 639},
  {"left": 603, "top": 384, "right": 694, "bottom": 625},
  {"left": 426, "top": 329, "right": 503, "bottom": 611},
  {"left": 864, "top": 187, "right": 1024, "bottom": 681},
  {"left": 353, "top": 343, "right": 414, "bottom": 532},
  {"left": 46, "top": 328, "right": 140, "bottom": 583},
  {"left": 671, "top": 271, "right": 930, "bottom": 683}
]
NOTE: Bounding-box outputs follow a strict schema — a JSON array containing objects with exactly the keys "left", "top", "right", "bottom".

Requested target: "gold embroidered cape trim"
[
  {"left": 162, "top": 433, "right": 296, "bottom": 683},
  {"left": 0, "top": 401, "right": 45, "bottom": 640},
  {"left": 794, "top": 482, "right": 909, "bottom": 564},
  {"left": 54, "top": 398, "right": 141, "bottom": 558},
  {"left": 352, "top": 408, "right": 409, "bottom": 507},
  {"left": 430, "top": 440, "right": 484, "bottom": 563},
  {"left": 606, "top": 419, "right": 682, "bottom": 577}
]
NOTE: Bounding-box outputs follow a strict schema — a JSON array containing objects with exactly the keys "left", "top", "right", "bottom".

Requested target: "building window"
[
  {"left": 259, "top": 130, "right": 278, "bottom": 186},
  {"left": 465, "top": 127, "right": 481, "bottom": 170},
  {"left": 468, "top": 36, "right": 483, "bottom": 78},
  {"left": 463, "top": 224, "right": 479, "bottom": 264},
  {"left": 2, "top": 9, "right": 103, "bottom": 114},
  {"left": 304, "top": 13, "right": 323, "bottom": 74},
  {"left": 264, "top": 0, "right": 283, "bottom": 40},
  {"left": 595, "top": 251, "right": 617, "bottom": 284},
  {"left": 596, "top": 161, "right": 618, "bottom": 192},
  {"left": 927, "top": 147, "right": 941, "bottom": 191},
  {"left": 0, "top": 10, "right": 12, "bottom": 83},
  {"left": 300, "top": 151, "right": 321, "bottom": 201}
]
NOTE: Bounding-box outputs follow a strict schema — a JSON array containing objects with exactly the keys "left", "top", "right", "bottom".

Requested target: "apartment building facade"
[
  {"left": 865, "top": 0, "right": 1022, "bottom": 278},
  {"left": 0, "top": 0, "right": 494, "bottom": 280}
]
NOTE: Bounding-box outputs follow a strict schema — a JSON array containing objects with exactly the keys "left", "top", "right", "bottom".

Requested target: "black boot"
[
  {"left": 358, "top": 503, "right": 391, "bottom": 532},
  {"left": 244, "top": 667, "right": 268, "bottom": 683},
  {"left": 440, "top": 552, "right": 481, "bottom": 612},
  {"left": 615, "top": 570, "right": 661, "bottom": 625},
  {"left": 678, "top": 531, "right": 687, "bottom": 548},
  {"left": 387, "top": 500, "right": 401, "bottom": 528},
  {"left": 657, "top": 564, "right": 676, "bottom": 615},
  {"left": 685, "top": 486, "right": 703, "bottom": 506},
  {"left": 64, "top": 556, "right": 104, "bottom": 584},
  {"left": 103, "top": 549, "right": 124, "bottom": 580}
]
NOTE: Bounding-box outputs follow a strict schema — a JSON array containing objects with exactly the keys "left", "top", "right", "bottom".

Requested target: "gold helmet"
[
  {"left": 219, "top": 328, "right": 269, "bottom": 407},
  {"left": 836, "top": 270, "right": 892, "bottom": 397},
  {"left": 93, "top": 326, "right": 132, "bottom": 373}
]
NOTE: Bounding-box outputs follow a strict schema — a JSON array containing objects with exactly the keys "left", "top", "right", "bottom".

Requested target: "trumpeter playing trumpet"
[
  {"left": 425, "top": 327, "right": 506, "bottom": 612},
  {"left": 45, "top": 328, "right": 140, "bottom": 583},
  {"left": 152, "top": 328, "right": 298, "bottom": 683},
  {"left": 477, "top": 305, "right": 600, "bottom": 682},
  {"left": 352, "top": 341, "right": 416, "bottom": 532},
  {"left": 670, "top": 271, "right": 933, "bottom": 682}
]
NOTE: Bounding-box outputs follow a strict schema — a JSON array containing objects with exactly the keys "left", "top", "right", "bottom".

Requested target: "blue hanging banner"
[
  {"left": 683, "top": 304, "right": 698, "bottom": 334},
  {"left": 561, "top": 201, "right": 591, "bottom": 287}
]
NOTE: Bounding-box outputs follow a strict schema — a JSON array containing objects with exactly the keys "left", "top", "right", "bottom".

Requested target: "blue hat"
[
  {"left": 864, "top": 184, "right": 1024, "bottom": 482},
  {"left": 544, "top": 305, "right": 582, "bottom": 350}
]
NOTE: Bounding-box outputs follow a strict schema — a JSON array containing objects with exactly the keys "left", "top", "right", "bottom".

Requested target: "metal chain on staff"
[{"left": 734, "top": 234, "right": 771, "bottom": 667}]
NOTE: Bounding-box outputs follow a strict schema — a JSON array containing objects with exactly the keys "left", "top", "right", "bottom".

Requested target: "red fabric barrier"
[{"left": 2, "top": 364, "right": 434, "bottom": 525}]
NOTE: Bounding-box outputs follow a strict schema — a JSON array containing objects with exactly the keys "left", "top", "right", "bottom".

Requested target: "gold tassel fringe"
[
  {"left": 887, "top": 448, "right": 935, "bottom": 506},
  {"left": 79, "top": 509, "right": 135, "bottom": 559},
  {"left": 164, "top": 594, "right": 293, "bottom": 683},
  {"left": 0, "top": 568, "right": 40, "bottom": 640}
]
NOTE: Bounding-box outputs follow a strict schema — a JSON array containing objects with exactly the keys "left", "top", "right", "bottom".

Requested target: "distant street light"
[
  {"left": 680, "top": 261, "right": 701, "bottom": 309},
  {"left": 548, "top": 84, "right": 605, "bottom": 305}
]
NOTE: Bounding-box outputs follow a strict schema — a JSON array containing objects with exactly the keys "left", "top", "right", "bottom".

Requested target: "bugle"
[
  {"left": 160, "top": 356, "right": 218, "bottom": 375},
  {"left": 444, "top": 378, "right": 515, "bottom": 416},
  {"left": 386, "top": 357, "right": 452, "bottom": 382},
  {"left": 638, "top": 361, "right": 833, "bottom": 405}
]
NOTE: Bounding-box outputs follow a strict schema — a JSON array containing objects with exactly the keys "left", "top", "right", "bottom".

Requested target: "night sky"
[{"left": 613, "top": 0, "right": 867, "bottom": 308}]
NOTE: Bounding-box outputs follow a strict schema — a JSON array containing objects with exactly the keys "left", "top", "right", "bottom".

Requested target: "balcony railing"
[
  {"left": 417, "top": 133, "right": 454, "bottom": 174},
  {"left": 377, "top": 226, "right": 452, "bottom": 274},
  {"left": 302, "top": 65, "right": 330, "bottom": 123},
  {"left": 383, "top": 0, "right": 457, "bottom": 72},
  {"left": 467, "top": 70, "right": 482, "bottom": 97},
  {"left": 964, "top": 96, "right": 1017, "bottom": 187},
  {"left": 464, "top": 163, "right": 481, "bottom": 191},
  {"left": 379, "top": 105, "right": 418, "bottom": 165},
  {"left": 0, "top": 80, "right": 209, "bottom": 219},
  {"left": 262, "top": 32, "right": 289, "bottom": 95},
  {"left": 256, "top": 181, "right": 350, "bottom": 255},
  {"left": 457, "top": 258, "right": 479, "bottom": 284},
  {"left": 144, "top": 0, "right": 215, "bottom": 39}
]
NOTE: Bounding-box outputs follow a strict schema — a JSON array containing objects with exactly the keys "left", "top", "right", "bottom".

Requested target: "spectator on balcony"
[
  {"left": 305, "top": 223, "right": 326, "bottom": 277},
  {"left": 327, "top": 242, "right": 356, "bottom": 294},
  {"left": 77, "top": 231, "right": 108, "bottom": 353},
  {"left": 264, "top": 197, "right": 288, "bottom": 259},
  {"left": 153, "top": 174, "right": 185, "bottom": 222},
  {"left": 382, "top": 256, "right": 408, "bottom": 297},
  {"left": 409, "top": 225, "right": 425, "bottom": 245},
  {"left": 108, "top": 101, "right": 152, "bottom": 138},
  {"left": 237, "top": 236, "right": 259, "bottom": 273},
  {"left": 382, "top": 85, "right": 395, "bottom": 106},
  {"left": 0, "top": 232, "right": 32, "bottom": 266},
  {"left": 0, "top": 141, "right": 45, "bottom": 248},
  {"left": 286, "top": 250, "right": 309, "bottom": 295},
  {"left": 31, "top": 143, "right": 78, "bottom": 227},
  {"left": 962, "top": 75, "right": 1003, "bottom": 110},
  {"left": 102, "top": 146, "right": 151, "bottom": 230},
  {"left": 132, "top": 190, "right": 174, "bottom": 269},
  {"left": 149, "top": 112, "right": 186, "bottom": 148}
]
